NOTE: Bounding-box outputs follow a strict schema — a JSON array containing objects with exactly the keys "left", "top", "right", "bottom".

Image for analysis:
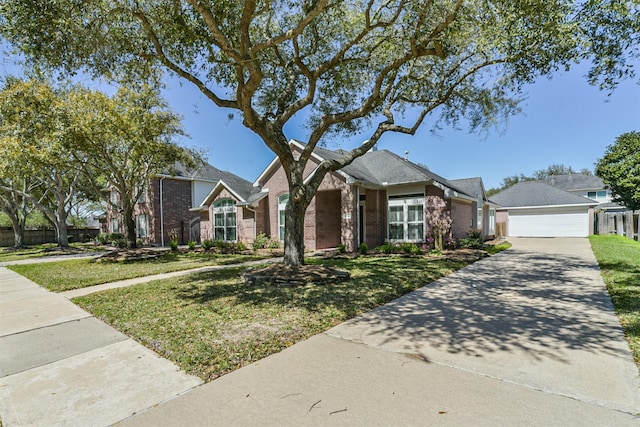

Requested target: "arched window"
[
  {"left": 278, "top": 194, "right": 289, "bottom": 241},
  {"left": 213, "top": 199, "right": 237, "bottom": 241}
]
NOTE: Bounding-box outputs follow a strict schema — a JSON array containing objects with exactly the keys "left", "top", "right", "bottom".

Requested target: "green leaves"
[{"left": 596, "top": 131, "right": 640, "bottom": 210}]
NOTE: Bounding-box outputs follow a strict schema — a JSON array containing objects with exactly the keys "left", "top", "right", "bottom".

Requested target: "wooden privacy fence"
[
  {"left": 594, "top": 210, "right": 640, "bottom": 241},
  {"left": 0, "top": 228, "right": 100, "bottom": 247}
]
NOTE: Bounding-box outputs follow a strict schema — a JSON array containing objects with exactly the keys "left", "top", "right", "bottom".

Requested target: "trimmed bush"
[{"left": 358, "top": 242, "right": 368, "bottom": 255}]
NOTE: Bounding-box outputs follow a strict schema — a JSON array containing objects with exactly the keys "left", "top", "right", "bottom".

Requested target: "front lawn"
[
  {"left": 0, "top": 243, "right": 102, "bottom": 263},
  {"left": 9, "top": 252, "right": 270, "bottom": 292},
  {"left": 589, "top": 235, "right": 640, "bottom": 364},
  {"left": 74, "top": 255, "right": 474, "bottom": 381}
]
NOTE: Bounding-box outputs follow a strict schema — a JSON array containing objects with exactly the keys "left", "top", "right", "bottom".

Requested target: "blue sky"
[
  {"left": 159, "top": 62, "right": 639, "bottom": 191},
  {"left": 2, "top": 49, "right": 638, "bottom": 191}
]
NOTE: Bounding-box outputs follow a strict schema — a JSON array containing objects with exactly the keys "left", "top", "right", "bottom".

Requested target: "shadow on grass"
[{"left": 174, "top": 257, "right": 468, "bottom": 322}]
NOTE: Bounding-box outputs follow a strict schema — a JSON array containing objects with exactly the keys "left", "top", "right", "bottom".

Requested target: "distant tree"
[
  {"left": 596, "top": 131, "right": 640, "bottom": 210},
  {"left": 532, "top": 163, "right": 577, "bottom": 180},
  {"left": 579, "top": 168, "right": 594, "bottom": 176},
  {"left": 2, "top": 1, "right": 638, "bottom": 264},
  {"left": 66, "top": 83, "right": 200, "bottom": 248},
  {"left": 487, "top": 163, "right": 590, "bottom": 196},
  {"left": 0, "top": 78, "right": 87, "bottom": 247}
]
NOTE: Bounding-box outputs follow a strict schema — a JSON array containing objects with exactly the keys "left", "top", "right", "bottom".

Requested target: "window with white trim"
[
  {"left": 136, "top": 214, "right": 150, "bottom": 238},
  {"left": 214, "top": 199, "right": 237, "bottom": 241},
  {"left": 111, "top": 218, "right": 120, "bottom": 233},
  {"left": 110, "top": 189, "right": 119, "bottom": 204},
  {"left": 278, "top": 194, "right": 289, "bottom": 241},
  {"left": 388, "top": 195, "right": 424, "bottom": 241}
]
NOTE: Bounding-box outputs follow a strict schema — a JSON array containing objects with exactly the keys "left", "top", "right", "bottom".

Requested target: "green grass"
[
  {"left": 485, "top": 241, "right": 512, "bottom": 254},
  {"left": 589, "top": 235, "right": 640, "bottom": 364},
  {"left": 8, "top": 252, "right": 270, "bottom": 292},
  {"left": 73, "top": 255, "right": 472, "bottom": 381},
  {"left": 0, "top": 243, "right": 102, "bottom": 262}
]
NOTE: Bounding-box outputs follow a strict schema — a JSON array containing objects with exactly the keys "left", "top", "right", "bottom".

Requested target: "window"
[
  {"left": 278, "top": 194, "right": 289, "bottom": 241},
  {"left": 111, "top": 218, "right": 120, "bottom": 233},
  {"left": 587, "top": 190, "right": 608, "bottom": 200},
  {"left": 388, "top": 196, "right": 424, "bottom": 241},
  {"left": 136, "top": 214, "right": 150, "bottom": 238},
  {"left": 213, "top": 199, "right": 237, "bottom": 241},
  {"left": 110, "top": 190, "right": 118, "bottom": 204},
  {"left": 137, "top": 186, "right": 148, "bottom": 203}
]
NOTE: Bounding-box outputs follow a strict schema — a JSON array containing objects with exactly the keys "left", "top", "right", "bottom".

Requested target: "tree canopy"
[
  {"left": 1, "top": 0, "right": 638, "bottom": 263},
  {"left": 66, "top": 82, "right": 199, "bottom": 248},
  {"left": 596, "top": 131, "right": 640, "bottom": 210}
]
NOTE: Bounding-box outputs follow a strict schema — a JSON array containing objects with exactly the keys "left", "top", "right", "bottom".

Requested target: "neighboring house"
[
  {"left": 542, "top": 174, "right": 626, "bottom": 212},
  {"left": 105, "top": 162, "right": 251, "bottom": 245},
  {"left": 491, "top": 181, "right": 597, "bottom": 238},
  {"left": 194, "top": 140, "right": 491, "bottom": 251}
]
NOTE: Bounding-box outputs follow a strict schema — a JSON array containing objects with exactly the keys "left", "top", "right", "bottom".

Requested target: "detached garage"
[{"left": 492, "top": 181, "right": 596, "bottom": 238}]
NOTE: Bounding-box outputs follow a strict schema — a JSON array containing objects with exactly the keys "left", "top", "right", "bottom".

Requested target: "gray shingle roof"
[
  {"left": 449, "top": 177, "right": 485, "bottom": 200},
  {"left": 168, "top": 161, "right": 253, "bottom": 201},
  {"left": 312, "top": 145, "right": 473, "bottom": 197},
  {"left": 542, "top": 174, "right": 605, "bottom": 191},
  {"left": 491, "top": 181, "right": 596, "bottom": 207}
]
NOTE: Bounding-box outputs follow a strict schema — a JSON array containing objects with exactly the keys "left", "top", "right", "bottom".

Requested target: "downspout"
[{"left": 160, "top": 177, "right": 165, "bottom": 247}]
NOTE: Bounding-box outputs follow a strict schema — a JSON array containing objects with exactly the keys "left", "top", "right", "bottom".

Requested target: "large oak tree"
[
  {"left": 596, "top": 131, "right": 640, "bottom": 210},
  {"left": 2, "top": 0, "right": 637, "bottom": 265}
]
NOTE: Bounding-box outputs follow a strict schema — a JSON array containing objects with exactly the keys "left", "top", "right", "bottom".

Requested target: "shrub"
[
  {"left": 237, "top": 241, "right": 247, "bottom": 251},
  {"left": 268, "top": 239, "right": 281, "bottom": 249},
  {"left": 96, "top": 233, "right": 110, "bottom": 245},
  {"left": 214, "top": 239, "right": 229, "bottom": 251},
  {"left": 188, "top": 241, "right": 197, "bottom": 250},
  {"left": 136, "top": 238, "right": 143, "bottom": 248},
  {"left": 113, "top": 238, "right": 128, "bottom": 249},
  {"left": 377, "top": 243, "right": 397, "bottom": 254},
  {"left": 459, "top": 230, "right": 483, "bottom": 249},
  {"left": 358, "top": 242, "right": 368, "bottom": 255},
  {"left": 400, "top": 243, "right": 422, "bottom": 255},
  {"left": 110, "top": 233, "right": 124, "bottom": 242},
  {"left": 337, "top": 243, "right": 347, "bottom": 254},
  {"left": 253, "top": 232, "right": 269, "bottom": 250},
  {"left": 202, "top": 239, "right": 213, "bottom": 250},
  {"left": 169, "top": 240, "right": 179, "bottom": 251}
]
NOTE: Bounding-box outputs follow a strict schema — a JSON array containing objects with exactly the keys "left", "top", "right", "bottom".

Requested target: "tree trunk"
[
  {"left": 56, "top": 203, "right": 69, "bottom": 247},
  {"left": 123, "top": 204, "right": 138, "bottom": 249},
  {"left": 283, "top": 198, "right": 308, "bottom": 266},
  {"left": 9, "top": 215, "right": 25, "bottom": 248}
]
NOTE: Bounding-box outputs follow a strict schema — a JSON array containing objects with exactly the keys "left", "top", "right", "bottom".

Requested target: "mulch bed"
[
  {"left": 243, "top": 263, "right": 350, "bottom": 287},
  {"left": 94, "top": 248, "right": 163, "bottom": 263}
]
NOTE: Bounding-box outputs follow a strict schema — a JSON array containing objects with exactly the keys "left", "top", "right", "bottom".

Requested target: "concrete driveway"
[{"left": 122, "top": 238, "right": 640, "bottom": 426}]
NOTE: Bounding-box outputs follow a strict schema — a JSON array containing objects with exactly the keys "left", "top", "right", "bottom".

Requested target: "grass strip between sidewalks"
[
  {"left": 73, "top": 255, "right": 474, "bottom": 382},
  {"left": 8, "top": 252, "right": 270, "bottom": 292},
  {"left": 0, "top": 243, "right": 102, "bottom": 262},
  {"left": 589, "top": 235, "right": 640, "bottom": 365}
]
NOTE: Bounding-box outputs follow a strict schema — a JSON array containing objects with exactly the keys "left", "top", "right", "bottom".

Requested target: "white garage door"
[{"left": 508, "top": 207, "right": 590, "bottom": 237}]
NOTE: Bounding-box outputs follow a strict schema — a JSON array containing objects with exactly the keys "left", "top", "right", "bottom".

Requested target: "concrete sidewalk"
[
  {"left": 0, "top": 267, "right": 202, "bottom": 426},
  {"left": 120, "top": 238, "right": 640, "bottom": 426}
]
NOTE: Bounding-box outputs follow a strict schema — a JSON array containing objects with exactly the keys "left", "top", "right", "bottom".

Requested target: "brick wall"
[
  {"left": 363, "top": 188, "right": 387, "bottom": 248},
  {"left": 450, "top": 199, "right": 473, "bottom": 239},
  {"left": 152, "top": 177, "right": 194, "bottom": 245}
]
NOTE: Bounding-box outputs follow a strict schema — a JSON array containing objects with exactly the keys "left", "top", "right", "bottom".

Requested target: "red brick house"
[
  {"left": 194, "top": 140, "right": 494, "bottom": 251},
  {"left": 105, "top": 163, "right": 252, "bottom": 245}
]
